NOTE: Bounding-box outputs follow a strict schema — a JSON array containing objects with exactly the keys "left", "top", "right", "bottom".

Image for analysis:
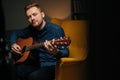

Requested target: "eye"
[
  {"left": 27, "top": 16, "right": 31, "bottom": 19},
  {"left": 32, "top": 13, "right": 37, "bottom": 16}
]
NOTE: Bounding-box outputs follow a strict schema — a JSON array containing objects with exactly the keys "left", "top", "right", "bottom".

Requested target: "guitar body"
[{"left": 12, "top": 37, "right": 33, "bottom": 64}]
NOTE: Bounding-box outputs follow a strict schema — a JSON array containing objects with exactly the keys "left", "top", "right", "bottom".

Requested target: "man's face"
[{"left": 26, "top": 7, "right": 45, "bottom": 27}]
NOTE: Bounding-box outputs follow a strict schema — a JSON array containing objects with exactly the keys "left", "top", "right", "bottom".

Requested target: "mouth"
[
  {"left": 32, "top": 21, "right": 38, "bottom": 25},
  {"left": 31, "top": 21, "right": 39, "bottom": 27},
  {"left": 32, "top": 20, "right": 36, "bottom": 23}
]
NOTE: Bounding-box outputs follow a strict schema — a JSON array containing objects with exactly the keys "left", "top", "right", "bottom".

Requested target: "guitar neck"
[
  {"left": 21, "top": 36, "right": 71, "bottom": 53},
  {"left": 25, "top": 42, "right": 44, "bottom": 51}
]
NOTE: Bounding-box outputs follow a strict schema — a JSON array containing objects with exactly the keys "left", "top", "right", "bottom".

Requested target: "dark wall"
[
  {"left": 87, "top": 0, "right": 112, "bottom": 80},
  {"left": 0, "top": 0, "right": 6, "bottom": 62},
  {"left": 0, "top": 0, "right": 12, "bottom": 80}
]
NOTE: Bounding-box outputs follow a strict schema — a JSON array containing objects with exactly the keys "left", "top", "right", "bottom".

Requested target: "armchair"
[
  {"left": 51, "top": 19, "right": 88, "bottom": 80},
  {"left": 50, "top": 18, "right": 64, "bottom": 26}
]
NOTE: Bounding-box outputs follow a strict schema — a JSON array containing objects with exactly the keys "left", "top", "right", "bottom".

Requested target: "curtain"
[{"left": 71, "top": 0, "right": 88, "bottom": 20}]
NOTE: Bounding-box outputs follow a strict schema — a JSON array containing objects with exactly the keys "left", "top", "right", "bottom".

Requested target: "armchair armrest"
[
  {"left": 57, "top": 58, "right": 83, "bottom": 66},
  {"left": 60, "top": 57, "right": 84, "bottom": 63}
]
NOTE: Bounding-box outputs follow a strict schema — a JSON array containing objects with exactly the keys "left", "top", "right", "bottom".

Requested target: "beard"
[
  {"left": 31, "top": 20, "right": 39, "bottom": 27},
  {"left": 31, "top": 20, "right": 44, "bottom": 30}
]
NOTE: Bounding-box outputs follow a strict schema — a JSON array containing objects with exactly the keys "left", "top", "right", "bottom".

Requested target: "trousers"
[{"left": 13, "top": 63, "right": 55, "bottom": 80}]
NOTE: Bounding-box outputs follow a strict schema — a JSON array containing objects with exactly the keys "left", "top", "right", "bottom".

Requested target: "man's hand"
[
  {"left": 11, "top": 43, "right": 22, "bottom": 55},
  {"left": 44, "top": 39, "right": 59, "bottom": 55}
]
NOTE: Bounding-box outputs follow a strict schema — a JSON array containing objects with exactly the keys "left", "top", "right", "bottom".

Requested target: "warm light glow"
[
  {"left": 46, "top": 6, "right": 71, "bottom": 19},
  {"left": 37, "top": 0, "right": 71, "bottom": 20}
]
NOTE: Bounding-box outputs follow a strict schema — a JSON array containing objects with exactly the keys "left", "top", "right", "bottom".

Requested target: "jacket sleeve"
[
  {"left": 54, "top": 27, "right": 70, "bottom": 58},
  {"left": 8, "top": 29, "right": 29, "bottom": 46}
]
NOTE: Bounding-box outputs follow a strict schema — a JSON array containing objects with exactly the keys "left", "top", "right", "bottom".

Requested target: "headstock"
[{"left": 54, "top": 36, "right": 71, "bottom": 46}]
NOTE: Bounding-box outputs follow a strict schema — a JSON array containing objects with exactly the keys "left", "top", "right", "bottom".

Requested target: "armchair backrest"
[
  {"left": 50, "top": 18, "right": 63, "bottom": 26},
  {"left": 61, "top": 20, "right": 88, "bottom": 60},
  {"left": 51, "top": 19, "right": 88, "bottom": 61}
]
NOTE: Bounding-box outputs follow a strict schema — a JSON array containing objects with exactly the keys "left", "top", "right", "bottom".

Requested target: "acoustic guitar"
[{"left": 12, "top": 37, "right": 71, "bottom": 64}]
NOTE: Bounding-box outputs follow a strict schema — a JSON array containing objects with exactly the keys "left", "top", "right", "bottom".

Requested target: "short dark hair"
[{"left": 24, "top": 3, "right": 41, "bottom": 12}]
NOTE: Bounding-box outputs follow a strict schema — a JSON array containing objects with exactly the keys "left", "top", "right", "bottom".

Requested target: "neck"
[{"left": 37, "top": 20, "right": 46, "bottom": 31}]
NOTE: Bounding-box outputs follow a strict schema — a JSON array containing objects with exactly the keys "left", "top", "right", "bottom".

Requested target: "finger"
[
  {"left": 11, "top": 47, "right": 22, "bottom": 54},
  {"left": 51, "top": 39, "right": 58, "bottom": 48},
  {"left": 14, "top": 46, "right": 22, "bottom": 52},
  {"left": 44, "top": 40, "right": 49, "bottom": 49},
  {"left": 51, "top": 39, "right": 55, "bottom": 44},
  {"left": 11, "top": 44, "right": 22, "bottom": 51},
  {"left": 47, "top": 41, "right": 54, "bottom": 49},
  {"left": 15, "top": 45, "right": 22, "bottom": 51}
]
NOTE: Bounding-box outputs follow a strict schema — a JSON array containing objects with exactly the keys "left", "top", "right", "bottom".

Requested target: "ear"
[{"left": 41, "top": 12, "right": 45, "bottom": 18}]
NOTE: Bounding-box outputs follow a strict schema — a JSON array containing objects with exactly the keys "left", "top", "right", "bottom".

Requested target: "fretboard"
[{"left": 25, "top": 42, "right": 44, "bottom": 51}]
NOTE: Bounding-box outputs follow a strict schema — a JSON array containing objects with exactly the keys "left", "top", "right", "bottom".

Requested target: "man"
[{"left": 9, "top": 3, "right": 69, "bottom": 80}]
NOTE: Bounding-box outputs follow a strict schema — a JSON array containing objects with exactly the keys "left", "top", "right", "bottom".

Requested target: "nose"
[{"left": 31, "top": 15, "right": 34, "bottom": 20}]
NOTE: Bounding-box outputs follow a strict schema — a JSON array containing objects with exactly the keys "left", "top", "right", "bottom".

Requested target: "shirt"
[{"left": 9, "top": 21, "right": 69, "bottom": 67}]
